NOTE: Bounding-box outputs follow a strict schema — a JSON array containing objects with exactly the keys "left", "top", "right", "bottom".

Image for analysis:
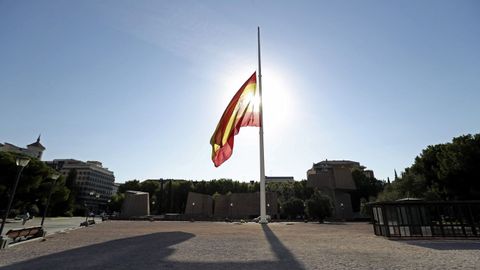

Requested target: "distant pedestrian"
[{"left": 22, "top": 212, "right": 30, "bottom": 225}]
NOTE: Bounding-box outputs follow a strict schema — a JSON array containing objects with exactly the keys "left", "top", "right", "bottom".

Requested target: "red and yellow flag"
[{"left": 210, "top": 72, "right": 260, "bottom": 167}]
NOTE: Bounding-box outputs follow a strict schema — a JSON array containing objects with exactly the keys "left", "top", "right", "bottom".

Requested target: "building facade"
[
  {"left": 47, "top": 159, "right": 116, "bottom": 211},
  {"left": 307, "top": 160, "right": 373, "bottom": 220},
  {"left": 0, "top": 136, "right": 45, "bottom": 160}
]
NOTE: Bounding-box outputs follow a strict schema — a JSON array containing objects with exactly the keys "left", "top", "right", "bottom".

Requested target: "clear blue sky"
[{"left": 1, "top": 1, "right": 479, "bottom": 183}]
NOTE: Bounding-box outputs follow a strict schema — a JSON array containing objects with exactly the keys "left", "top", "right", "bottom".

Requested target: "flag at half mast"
[{"left": 210, "top": 72, "right": 260, "bottom": 167}]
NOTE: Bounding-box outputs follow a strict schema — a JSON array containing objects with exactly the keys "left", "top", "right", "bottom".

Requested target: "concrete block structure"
[
  {"left": 213, "top": 192, "right": 278, "bottom": 219},
  {"left": 121, "top": 190, "right": 150, "bottom": 218},
  {"left": 184, "top": 192, "right": 213, "bottom": 217},
  {"left": 307, "top": 160, "right": 373, "bottom": 220}
]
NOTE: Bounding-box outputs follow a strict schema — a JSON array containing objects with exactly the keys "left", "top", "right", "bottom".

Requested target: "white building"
[
  {"left": 47, "top": 159, "right": 116, "bottom": 211},
  {"left": 0, "top": 136, "right": 45, "bottom": 160}
]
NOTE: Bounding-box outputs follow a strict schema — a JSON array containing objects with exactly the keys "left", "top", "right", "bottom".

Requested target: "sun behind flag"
[{"left": 210, "top": 72, "right": 260, "bottom": 167}]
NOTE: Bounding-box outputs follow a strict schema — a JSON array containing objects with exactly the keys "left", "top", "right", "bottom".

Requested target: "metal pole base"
[
  {"left": 38, "top": 228, "right": 47, "bottom": 238},
  {"left": 259, "top": 218, "right": 268, "bottom": 224},
  {"left": 0, "top": 236, "right": 9, "bottom": 249}
]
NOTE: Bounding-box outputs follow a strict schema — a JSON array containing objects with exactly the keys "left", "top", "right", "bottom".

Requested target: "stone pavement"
[{"left": 0, "top": 221, "right": 478, "bottom": 269}]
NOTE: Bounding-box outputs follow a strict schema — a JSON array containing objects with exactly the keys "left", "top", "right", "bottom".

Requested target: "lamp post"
[
  {"left": 95, "top": 193, "right": 100, "bottom": 214},
  {"left": 107, "top": 199, "right": 111, "bottom": 215},
  {"left": 229, "top": 203, "right": 233, "bottom": 220},
  {"left": 89, "top": 191, "right": 100, "bottom": 220},
  {"left": 40, "top": 173, "right": 60, "bottom": 228},
  {"left": 84, "top": 201, "right": 88, "bottom": 223},
  {"left": 0, "top": 157, "right": 30, "bottom": 248},
  {"left": 340, "top": 202, "right": 345, "bottom": 221}
]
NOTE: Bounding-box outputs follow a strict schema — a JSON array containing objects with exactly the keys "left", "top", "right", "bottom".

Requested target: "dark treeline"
[
  {"left": 112, "top": 177, "right": 383, "bottom": 219},
  {"left": 112, "top": 179, "right": 261, "bottom": 214},
  {"left": 0, "top": 152, "right": 74, "bottom": 217},
  {"left": 2, "top": 133, "right": 479, "bottom": 218},
  {"left": 378, "top": 134, "right": 480, "bottom": 201}
]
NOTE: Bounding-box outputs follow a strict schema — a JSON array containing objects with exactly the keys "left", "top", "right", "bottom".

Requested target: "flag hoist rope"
[{"left": 257, "top": 26, "right": 267, "bottom": 224}]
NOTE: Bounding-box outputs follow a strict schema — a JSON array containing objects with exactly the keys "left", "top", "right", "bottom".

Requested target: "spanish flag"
[{"left": 210, "top": 72, "right": 260, "bottom": 167}]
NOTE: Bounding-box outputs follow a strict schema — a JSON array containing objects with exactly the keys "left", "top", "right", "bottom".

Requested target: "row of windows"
[
  {"left": 77, "top": 188, "right": 114, "bottom": 196},
  {"left": 78, "top": 170, "right": 113, "bottom": 179},
  {"left": 61, "top": 169, "right": 113, "bottom": 180},
  {"left": 76, "top": 175, "right": 113, "bottom": 184},
  {"left": 76, "top": 182, "right": 113, "bottom": 190}
]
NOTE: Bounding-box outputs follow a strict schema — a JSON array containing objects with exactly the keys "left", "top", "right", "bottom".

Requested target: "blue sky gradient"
[{"left": 1, "top": 1, "right": 479, "bottom": 182}]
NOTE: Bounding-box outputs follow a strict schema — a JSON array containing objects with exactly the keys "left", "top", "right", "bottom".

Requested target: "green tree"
[
  {"left": 118, "top": 180, "right": 141, "bottom": 193},
  {"left": 139, "top": 180, "right": 160, "bottom": 198},
  {"left": 107, "top": 193, "right": 125, "bottom": 213},
  {"left": 281, "top": 197, "right": 304, "bottom": 219},
  {"left": 305, "top": 190, "right": 333, "bottom": 222},
  {"left": 350, "top": 170, "right": 385, "bottom": 211},
  {"left": 0, "top": 152, "right": 73, "bottom": 217},
  {"left": 378, "top": 134, "right": 480, "bottom": 201},
  {"left": 49, "top": 177, "right": 73, "bottom": 216},
  {"left": 58, "top": 169, "right": 77, "bottom": 216},
  {"left": 266, "top": 180, "right": 313, "bottom": 205}
]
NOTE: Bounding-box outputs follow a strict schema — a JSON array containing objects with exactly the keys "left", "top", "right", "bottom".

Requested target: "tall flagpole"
[{"left": 257, "top": 26, "right": 267, "bottom": 224}]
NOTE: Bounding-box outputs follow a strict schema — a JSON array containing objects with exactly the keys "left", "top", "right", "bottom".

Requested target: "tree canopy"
[
  {"left": 350, "top": 170, "right": 385, "bottom": 211},
  {"left": 305, "top": 190, "right": 333, "bottom": 222},
  {"left": 378, "top": 134, "right": 480, "bottom": 201},
  {"left": 0, "top": 152, "right": 73, "bottom": 217}
]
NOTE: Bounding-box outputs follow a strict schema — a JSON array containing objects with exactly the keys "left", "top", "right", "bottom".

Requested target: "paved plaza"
[{"left": 0, "top": 221, "right": 479, "bottom": 269}]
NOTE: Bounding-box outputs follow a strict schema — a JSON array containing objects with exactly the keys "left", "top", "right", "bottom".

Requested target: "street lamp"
[
  {"left": 151, "top": 201, "right": 155, "bottom": 215},
  {"left": 340, "top": 202, "right": 345, "bottom": 221},
  {"left": 89, "top": 191, "right": 100, "bottom": 215},
  {"left": 84, "top": 201, "right": 88, "bottom": 224},
  {"left": 107, "top": 199, "right": 111, "bottom": 215},
  {"left": 91, "top": 191, "right": 101, "bottom": 223},
  {"left": 0, "top": 157, "right": 30, "bottom": 248},
  {"left": 40, "top": 173, "right": 60, "bottom": 228},
  {"left": 95, "top": 193, "right": 100, "bottom": 212}
]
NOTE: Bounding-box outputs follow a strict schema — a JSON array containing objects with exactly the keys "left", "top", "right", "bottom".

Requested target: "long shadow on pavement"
[
  {"left": 2, "top": 225, "right": 306, "bottom": 270},
  {"left": 1, "top": 232, "right": 194, "bottom": 270},
  {"left": 261, "top": 224, "right": 305, "bottom": 269},
  {"left": 401, "top": 240, "right": 480, "bottom": 250}
]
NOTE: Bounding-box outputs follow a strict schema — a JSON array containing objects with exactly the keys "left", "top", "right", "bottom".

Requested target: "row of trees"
[
  {"left": 111, "top": 179, "right": 261, "bottom": 214},
  {"left": 112, "top": 177, "right": 382, "bottom": 220},
  {"left": 2, "top": 133, "right": 478, "bottom": 219},
  {"left": 378, "top": 134, "right": 480, "bottom": 201},
  {"left": 112, "top": 133, "right": 479, "bottom": 219}
]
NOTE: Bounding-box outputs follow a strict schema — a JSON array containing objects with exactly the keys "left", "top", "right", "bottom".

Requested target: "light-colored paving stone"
[{"left": 0, "top": 221, "right": 478, "bottom": 269}]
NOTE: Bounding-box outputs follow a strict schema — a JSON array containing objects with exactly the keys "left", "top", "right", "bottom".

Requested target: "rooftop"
[{"left": 27, "top": 135, "right": 45, "bottom": 150}]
